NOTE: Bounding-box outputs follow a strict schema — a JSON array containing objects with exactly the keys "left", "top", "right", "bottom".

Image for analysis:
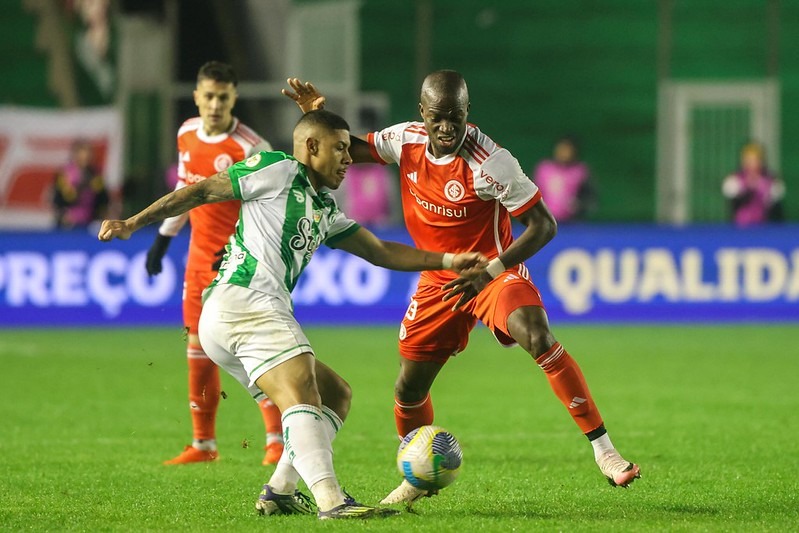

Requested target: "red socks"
[
  {"left": 187, "top": 344, "right": 220, "bottom": 441},
  {"left": 392, "top": 343, "right": 602, "bottom": 440},
  {"left": 394, "top": 393, "right": 433, "bottom": 439},
  {"left": 535, "top": 342, "right": 604, "bottom": 434},
  {"left": 259, "top": 398, "right": 283, "bottom": 444}
]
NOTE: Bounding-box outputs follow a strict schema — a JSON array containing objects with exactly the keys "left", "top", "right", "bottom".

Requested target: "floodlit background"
[
  {"left": 1, "top": 2, "right": 798, "bottom": 531},
  {"left": 2, "top": 0, "right": 797, "bottom": 225},
  {"left": 1, "top": 0, "right": 796, "bottom": 326}
]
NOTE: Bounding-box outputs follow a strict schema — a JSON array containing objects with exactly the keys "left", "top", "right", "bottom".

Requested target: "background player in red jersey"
[
  {"left": 283, "top": 71, "right": 640, "bottom": 504},
  {"left": 147, "top": 61, "right": 284, "bottom": 465}
]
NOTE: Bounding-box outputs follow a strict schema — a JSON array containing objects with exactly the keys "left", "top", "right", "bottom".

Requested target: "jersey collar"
[
  {"left": 424, "top": 132, "right": 467, "bottom": 165},
  {"left": 197, "top": 117, "right": 239, "bottom": 144}
]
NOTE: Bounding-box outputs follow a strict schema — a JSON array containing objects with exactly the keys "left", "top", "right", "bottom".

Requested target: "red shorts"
[
  {"left": 183, "top": 269, "right": 218, "bottom": 334},
  {"left": 398, "top": 265, "right": 544, "bottom": 363}
]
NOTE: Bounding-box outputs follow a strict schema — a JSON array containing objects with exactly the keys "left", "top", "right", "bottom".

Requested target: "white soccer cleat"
[
  {"left": 597, "top": 450, "right": 641, "bottom": 488},
  {"left": 380, "top": 479, "right": 437, "bottom": 508}
]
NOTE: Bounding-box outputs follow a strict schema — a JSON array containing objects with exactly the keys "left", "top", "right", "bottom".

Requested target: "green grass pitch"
[{"left": 2, "top": 324, "right": 797, "bottom": 531}]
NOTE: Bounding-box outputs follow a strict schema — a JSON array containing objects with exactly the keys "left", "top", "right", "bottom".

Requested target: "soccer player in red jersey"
[
  {"left": 283, "top": 71, "right": 640, "bottom": 503},
  {"left": 146, "top": 61, "right": 284, "bottom": 465}
]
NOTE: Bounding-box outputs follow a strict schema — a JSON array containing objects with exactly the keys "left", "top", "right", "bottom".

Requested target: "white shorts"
[{"left": 198, "top": 283, "right": 314, "bottom": 397}]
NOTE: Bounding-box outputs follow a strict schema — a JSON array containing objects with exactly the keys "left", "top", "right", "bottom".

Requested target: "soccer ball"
[{"left": 396, "top": 425, "right": 462, "bottom": 491}]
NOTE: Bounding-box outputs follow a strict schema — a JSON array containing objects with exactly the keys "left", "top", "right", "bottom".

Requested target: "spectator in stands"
[
  {"left": 53, "top": 140, "right": 115, "bottom": 229},
  {"left": 532, "top": 136, "right": 595, "bottom": 222},
  {"left": 722, "top": 142, "right": 784, "bottom": 226}
]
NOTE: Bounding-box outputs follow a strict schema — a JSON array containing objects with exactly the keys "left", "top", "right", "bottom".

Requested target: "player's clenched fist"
[{"left": 98, "top": 219, "right": 135, "bottom": 241}]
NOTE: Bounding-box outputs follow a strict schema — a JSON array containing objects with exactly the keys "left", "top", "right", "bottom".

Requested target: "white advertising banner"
[{"left": 0, "top": 106, "right": 123, "bottom": 229}]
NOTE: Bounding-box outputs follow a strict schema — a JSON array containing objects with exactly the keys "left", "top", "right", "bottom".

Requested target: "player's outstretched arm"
[
  {"left": 348, "top": 135, "right": 377, "bottom": 164},
  {"left": 442, "top": 200, "right": 558, "bottom": 311},
  {"left": 282, "top": 78, "right": 326, "bottom": 113},
  {"left": 98, "top": 172, "right": 235, "bottom": 242},
  {"left": 335, "top": 227, "right": 486, "bottom": 273}
]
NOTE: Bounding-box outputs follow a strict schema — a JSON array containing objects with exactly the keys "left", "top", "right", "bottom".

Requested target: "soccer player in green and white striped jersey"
[{"left": 98, "top": 110, "right": 486, "bottom": 520}]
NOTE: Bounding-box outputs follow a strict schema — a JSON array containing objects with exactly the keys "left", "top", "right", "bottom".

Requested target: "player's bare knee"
[
  {"left": 508, "top": 308, "right": 556, "bottom": 356},
  {"left": 514, "top": 325, "right": 555, "bottom": 357},
  {"left": 315, "top": 361, "right": 352, "bottom": 417},
  {"left": 332, "top": 379, "right": 352, "bottom": 419},
  {"left": 281, "top": 373, "right": 322, "bottom": 408},
  {"left": 395, "top": 376, "right": 429, "bottom": 403},
  {"left": 395, "top": 358, "right": 441, "bottom": 402}
]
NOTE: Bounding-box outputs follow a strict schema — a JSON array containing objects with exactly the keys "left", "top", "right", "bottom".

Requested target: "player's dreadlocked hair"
[
  {"left": 296, "top": 109, "right": 350, "bottom": 133},
  {"left": 197, "top": 61, "right": 238, "bottom": 86}
]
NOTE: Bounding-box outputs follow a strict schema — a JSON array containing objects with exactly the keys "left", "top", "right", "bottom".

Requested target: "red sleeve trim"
[
  {"left": 509, "top": 190, "right": 542, "bottom": 217},
  {"left": 366, "top": 132, "right": 389, "bottom": 165}
]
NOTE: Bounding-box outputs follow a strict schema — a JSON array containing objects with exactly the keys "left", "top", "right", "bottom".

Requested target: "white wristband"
[
  {"left": 442, "top": 252, "right": 455, "bottom": 270},
  {"left": 486, "top": 257, "right": 506, "bottom": 279}
]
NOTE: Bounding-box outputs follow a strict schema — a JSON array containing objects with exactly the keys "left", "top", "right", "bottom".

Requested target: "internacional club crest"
[
  {"left": 444, "top": 180, "right": 465, "bottom": 202},
  {"left": 214, "top": 153, "right": 234, "bottom": 172}
]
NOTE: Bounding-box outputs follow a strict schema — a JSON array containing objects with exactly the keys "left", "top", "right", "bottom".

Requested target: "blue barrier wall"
[{"left": 1, "top": 225, "right": 797, "bottom": 327}]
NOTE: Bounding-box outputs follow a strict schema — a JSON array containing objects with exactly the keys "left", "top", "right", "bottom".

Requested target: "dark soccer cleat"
[
  {"left": 318, "top": 494, "right": 399, "bottom": 520},
  {"left": 255, "top": 484, "right": 315, "bottom": 515}
]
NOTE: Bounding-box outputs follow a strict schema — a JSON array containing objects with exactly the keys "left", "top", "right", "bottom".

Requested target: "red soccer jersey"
[
  {"left": 368, "top": 122, "right": 540, "bottom": 285},
  {"left": 160, "top": 117, "right": 269, "bottom": 271}
]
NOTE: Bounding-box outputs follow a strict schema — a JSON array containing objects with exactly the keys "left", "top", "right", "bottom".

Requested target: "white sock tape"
[
  {"left": 486, "top": 257, "right": 506, "bottom": 279},
  {"left": 442, "top": 252, "right": 455, "bottom": 270}
]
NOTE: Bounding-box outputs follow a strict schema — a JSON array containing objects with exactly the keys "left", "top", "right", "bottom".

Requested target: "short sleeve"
[
  {"left": 367, "top": 122, "right": 412, "bottom": 165},
  {"left": 227, "top": 151, "right": 295, "bottom": 201},
  {"left": 476, "top": 148, "right": 541, "bottom": 216},
  {"left": 324, "top": 205, "right": 361, "bottom": 247}
]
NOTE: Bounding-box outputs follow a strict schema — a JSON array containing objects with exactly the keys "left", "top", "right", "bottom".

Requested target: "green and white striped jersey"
[{"left": 204, "top": 151, "right": 360, "bottom": 306}]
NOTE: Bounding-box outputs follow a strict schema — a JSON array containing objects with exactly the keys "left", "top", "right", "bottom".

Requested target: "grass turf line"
[{"left": 1, "top": 325, "right": 797, "bottom": 531}]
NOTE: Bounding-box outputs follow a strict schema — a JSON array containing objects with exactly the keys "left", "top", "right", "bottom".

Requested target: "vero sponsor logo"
[{"left": 480, "top": 170, "right": 505, "bottom": 192}]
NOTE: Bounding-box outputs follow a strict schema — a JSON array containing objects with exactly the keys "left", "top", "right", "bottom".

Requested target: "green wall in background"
[
  {"left": 360, "top": 0, "right": 797, "bottom": 222},
  {"left": 0, "top": 3, "right": 57, "bottom": 107}
]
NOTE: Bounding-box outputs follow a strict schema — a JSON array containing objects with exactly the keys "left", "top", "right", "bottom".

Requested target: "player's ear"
[
  {"left": 305, "top": 137, "right": 318, "bottom": 155},
  {"left": 418, "top": 103, "right": 424, "bottom": 119},
  {"left": 193, "top": 89, "right": 200, "bottom": 106}
]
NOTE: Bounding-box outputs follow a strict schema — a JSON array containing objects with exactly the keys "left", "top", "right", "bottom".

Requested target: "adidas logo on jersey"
[{"left": 406, "top": 171, "right": 418, "bottom": 183}]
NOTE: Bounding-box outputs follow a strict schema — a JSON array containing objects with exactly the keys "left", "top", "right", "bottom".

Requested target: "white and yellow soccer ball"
[{"left": 396, "top": 425, "right": 463, "bottom": 491}]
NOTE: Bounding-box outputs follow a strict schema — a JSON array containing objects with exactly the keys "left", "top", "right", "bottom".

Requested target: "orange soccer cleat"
[
  {"left": 163, "top": 445, "right": 219, "bottom": 465},
  {"left": 262, "top": 442, "right": 284, "bottom": 466}
]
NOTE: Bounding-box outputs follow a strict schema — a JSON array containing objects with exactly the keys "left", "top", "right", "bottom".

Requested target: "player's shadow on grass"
[
  {"left": 444, "top": 502, "right": 721, "bottom": 520},
  {"left": 659, "top": 503, "right": 721, "bottom": 515}
]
